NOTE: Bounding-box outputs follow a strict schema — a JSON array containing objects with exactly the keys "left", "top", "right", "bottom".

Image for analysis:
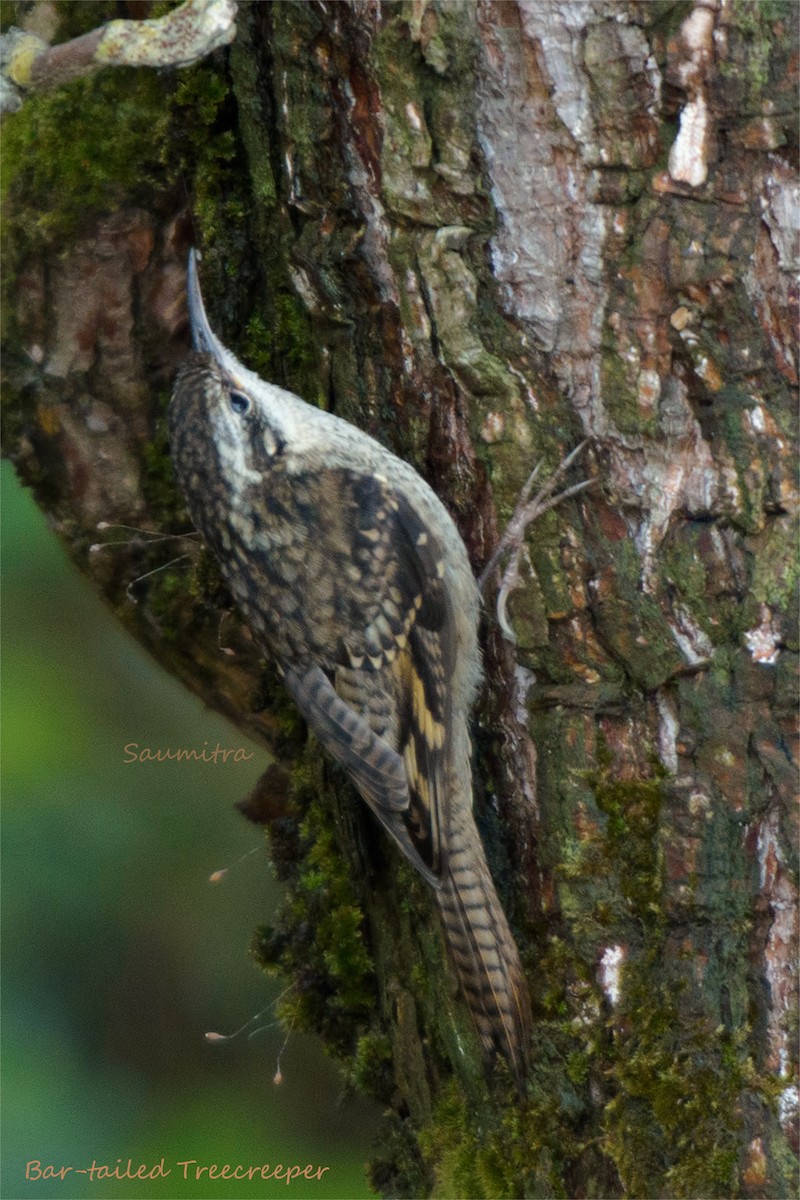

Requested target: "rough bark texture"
[{"left": 2, "top": 1, "right": 797, "bottom": 1197}]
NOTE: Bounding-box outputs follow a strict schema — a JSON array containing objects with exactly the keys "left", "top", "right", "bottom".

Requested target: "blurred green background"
[{"left": 1, "top": 460, "right": 380, "bottom": 1200}]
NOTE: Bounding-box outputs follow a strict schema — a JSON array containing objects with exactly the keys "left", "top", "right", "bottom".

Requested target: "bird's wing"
[
  {"left": 330, "top": 473, "right": 454, "bottom": 881},
  {"left": 282, "top": 663, "right": 440, "bottom": 888}
]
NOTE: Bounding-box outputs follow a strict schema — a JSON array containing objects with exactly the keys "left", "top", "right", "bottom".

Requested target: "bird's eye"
[{"left": 229, "top": 389, "right": 250, "bottom": 415}]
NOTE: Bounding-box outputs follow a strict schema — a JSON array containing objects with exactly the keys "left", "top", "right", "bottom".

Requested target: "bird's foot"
[{"left": 478, "top": 440, "right": 594, "bottom": 642}]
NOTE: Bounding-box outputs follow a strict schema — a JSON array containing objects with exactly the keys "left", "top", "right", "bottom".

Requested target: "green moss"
[
  {"left": 582, "top": 755, "right": 757, "bottom": 1199},
  {"left": 164, "top": 66, "right": 235, "bottom": 178},
  {"left": 142, "top": 565, "right": 191, "bottom": 644},
  {"left": 254, "top": 752, "right": 377, "bottom": 1057},
  {"left": 589, "top": 536, "right": 687, "bottom": 690},
  {"left": 420, "top": 1084, "right": 483, "bottom": 1199},
  {"left": 165, "top": 68, "right": 247, "bottom": 259},
  {"left": 671, "top": 531, "right": 712, "bottom": 599},
  {"left": 419, "top": 1016, "right": 621, "bottom": 1200},
  {"left": 351, "top": 1030, "right": 393, "bottom": 1098},
  {"left": 369, "top": 1113, "right": 433, "bottom": 1200},
  {"left": 605, "top": 962, "right": 746, "bottom": 1198},
  {"left": 0, "top": 14, "right": 234, "bottom": 428},
  {"left": 658, "top": 522, "right": 755, "bottom": 649},
  {"left": 601, "top": 339, "right": 652, "bottom": 435},
  {"left": 540, "top": 747, "right": 667, "bottom": 970},
  {"left": 527, "top": 523, "right": 576, "bottom": 620},
  {"left": 0, "top": 1, "right": 18, "bottom": 31},
  {"left": 0, "top": 48, "right": 243, "bottom": 360},
  {"left": 246, "top": 293, "right": 319, "bottom": 399},
  {"left": 141, "top": 410, "right": 189, "bottom": 527},
  {"left": 751, "top": 518, "right": 799, "bottom": 612},
  {"left": 186, "top": 544, "right": 232, "bottom": 612},
  {"left": 588, "top": 756, "right": 666, "bottom": 953},
  {"left": 227, "top": 6, "right": 276, "bottom": 210},
  {"left": 52, "top": 1, "right": 117, "bottom": 41},
  {"left": 723, "top": 0, "right": 791, "bottom": 96},
  {"left": 1, "top": 68, "right": 172, "bottom": 256}
]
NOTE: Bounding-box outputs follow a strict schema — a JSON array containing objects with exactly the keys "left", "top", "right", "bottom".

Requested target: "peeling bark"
[{"left": 2, "top": 1, "right": 797, "bottom": 1196}]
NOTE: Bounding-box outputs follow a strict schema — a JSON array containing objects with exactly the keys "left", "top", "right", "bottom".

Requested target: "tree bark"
[{"left": 2, "top": 1, "right": 797, "bottom": 1196}]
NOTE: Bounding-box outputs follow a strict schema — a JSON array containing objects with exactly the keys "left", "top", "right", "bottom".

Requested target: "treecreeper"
[{"left": 169, "top": 250, "right": 532, "bottom": 1087}]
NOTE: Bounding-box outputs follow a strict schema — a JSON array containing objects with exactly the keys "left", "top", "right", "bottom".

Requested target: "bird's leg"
[{"left": 478, "top": 440, "right": 594, "bottom": 642}]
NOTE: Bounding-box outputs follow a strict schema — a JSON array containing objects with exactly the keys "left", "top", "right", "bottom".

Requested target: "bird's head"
[{"left": 169, "top": 250, "right": 298, "bottom": 503}]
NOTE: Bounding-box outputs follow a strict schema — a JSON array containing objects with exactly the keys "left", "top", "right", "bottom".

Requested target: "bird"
[{"left": 169, "top": 249, "right": 532, "bottom": 1087}]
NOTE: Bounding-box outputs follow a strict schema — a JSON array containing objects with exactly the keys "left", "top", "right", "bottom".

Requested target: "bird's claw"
[{"left": 479, "top": 441, "right": 595, "bottom": 642}]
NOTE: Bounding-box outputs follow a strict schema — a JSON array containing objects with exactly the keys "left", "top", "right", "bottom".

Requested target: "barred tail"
[{"left": 437, "top": 816, "right": 532, "bottom": 1089}]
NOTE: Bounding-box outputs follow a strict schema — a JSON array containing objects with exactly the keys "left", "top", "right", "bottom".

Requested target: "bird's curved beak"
[{"left": 187, "top": 248, "right": 226, "bottom": 364}]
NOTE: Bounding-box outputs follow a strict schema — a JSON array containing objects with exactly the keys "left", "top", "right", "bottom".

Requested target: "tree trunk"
[{"left": 2, "top": 1, "right": 797, "bottom": 1196}]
